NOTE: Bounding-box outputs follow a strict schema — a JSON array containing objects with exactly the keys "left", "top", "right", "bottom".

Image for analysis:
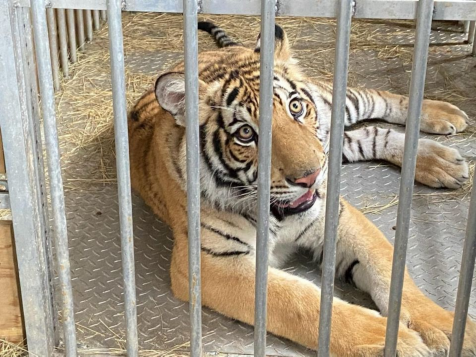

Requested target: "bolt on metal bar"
[
  {"left": 46, "top": 8, "right": 60, "bottom": 91},
  {"left": 30, "top": 0, "right": 78, "bottom": 356},
  {"left": 449, "top": 174, "right": 476, "bottom": 356},
  {"left": 57, "top": 8, "right": 69, "bottom": 77},
  {"left": 183, "top": 0, "right": 202, "bottom": 356},
  {"left": 383, "top": 0, "right": 434, "bottom": 355},
  {"left": 76, "top": 9, "right": 85, "bottom": 49},
  {"left": 66, "top": 9, "right": 77, "bottom": 62},
  {"left": 317, "top": 1, "right": 353, "bottom": 355},
  {"left": 106, "top": 1, "right": 139, "bottom": 356},
  {"left": 254, "top": 1, "right": 275, "bottom": 357},
  {"left": 93, "top": 9, "right": 100, "bottom": 30},
  {"left": 85, "top": 9, "right": 93, "bottom": 41}
]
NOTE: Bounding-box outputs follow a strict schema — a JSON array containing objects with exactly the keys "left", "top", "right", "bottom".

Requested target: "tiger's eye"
[
  {"left": 289, "top": 99, "right": 303, "bottom": 116},
  {"left": 236, "top": 125, "right": 254, "bottom": 143}
]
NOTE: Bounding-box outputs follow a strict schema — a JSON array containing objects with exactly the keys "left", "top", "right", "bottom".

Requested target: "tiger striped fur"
[{"left": 128, "top": 22, "right": 475, "bottom": 356}]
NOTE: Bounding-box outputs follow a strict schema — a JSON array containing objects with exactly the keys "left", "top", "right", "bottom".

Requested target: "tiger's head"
[{"left": 155, "top": 25, "right": 331, "bottom": 218}]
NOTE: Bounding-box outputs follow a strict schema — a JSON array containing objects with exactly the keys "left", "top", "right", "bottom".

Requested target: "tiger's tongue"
[{"left": 289, "top": 190, "right": 314, "bottom": 208}]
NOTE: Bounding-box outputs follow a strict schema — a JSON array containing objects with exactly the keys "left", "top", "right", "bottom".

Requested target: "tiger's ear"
[
  {"left": 254, "top": 24, "right": 291, "bottom": 62},
  {"left": 155, "top": 72, "right": 207, "bottom": 126}
]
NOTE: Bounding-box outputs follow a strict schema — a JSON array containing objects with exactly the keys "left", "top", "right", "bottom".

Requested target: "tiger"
[{"left": 128, "top": 21, "right": 475, "bottom": 356}]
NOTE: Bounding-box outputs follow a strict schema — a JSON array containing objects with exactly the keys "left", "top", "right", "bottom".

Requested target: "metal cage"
[{"left": 1, "top": 0, "right": 476, "bottom": 356}]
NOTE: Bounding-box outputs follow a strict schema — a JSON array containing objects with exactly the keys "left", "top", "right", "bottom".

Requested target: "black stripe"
[
  {"left": 381, "top": 92, "right": 389, "bottom": 119},
  {"left": 345, "top": 106, "right": 352, "bottom": 125},
  {"left": 226, "top": 87, "right": 240, "bottom": 106},
  {"left": 384, "top": 128, "right": 391, "bottom": 149},
  {"left": 201, "top": 246, "right": 249, "bottom": 257},
  {"left": 344, "top": 260, "right": 360, "bottom": 285},
  {"left": 372, "top": 126, "right": 378, "bottom": 159},
  {"left": 213, "top": 129, "right": 239, "bottom": 179},
  {"left": 286, "top": 78, "right": 297, "bottom": 91},
  {"left": 202, "top": 223, "right": 251, "bottom": 248},
  {"left": 343, "top": 132, "right": 352, "bottom": 147},
  {"left": 368, "top": 92, "right": 375, "bottom": 118},
  {"left": 301, "top": 87, "right": 316, "bottom": 106},
  {"left": 338, "top": 200, "right": 345, "bottom": 217},
  {"left": 357, "top": 140, "right": 365, "bottom": 159},
  {"left": 295, "top": 221, "right": 316, "bottom": 242},
  {"left": 228, "top": 145, "right": 248, "bottom": 164},
  {"left": 275, "top": 24, "right": 284, "bottom": 41},
  {"left": 347, "top": 90, "right": 360, "bottom": 121}
]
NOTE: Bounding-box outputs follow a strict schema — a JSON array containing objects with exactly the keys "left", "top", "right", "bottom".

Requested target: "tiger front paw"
[
  {"left": 415, "top": 139, "right": 469, "bottom": 189},
  {"left": 404, "top": 299, "right": 476, "bottom": 356},
  {"left": 420, "top": 99, "right": 468, "bottom": 135}
]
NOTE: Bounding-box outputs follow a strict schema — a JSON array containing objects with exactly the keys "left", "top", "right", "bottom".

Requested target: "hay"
[{"left": 0, "top": 340, "right": 28, "bottom": 357}]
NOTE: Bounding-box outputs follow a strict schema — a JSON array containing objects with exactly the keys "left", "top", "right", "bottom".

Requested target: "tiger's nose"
[{"left": 292, "top": 169, "right": 320, "bottom": 188}]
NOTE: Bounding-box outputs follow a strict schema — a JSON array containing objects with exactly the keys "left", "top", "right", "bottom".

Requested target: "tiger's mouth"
[{"left": 271, "top": 189, "right": 318, "bottom": 218}]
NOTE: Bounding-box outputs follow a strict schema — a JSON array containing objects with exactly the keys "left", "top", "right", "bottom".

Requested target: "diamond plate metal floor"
[{"left": 55, "top": 14, "right": 476, "bottom": 355}]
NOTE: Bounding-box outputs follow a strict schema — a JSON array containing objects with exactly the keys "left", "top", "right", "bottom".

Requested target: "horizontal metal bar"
[
  {"left": 14, "top": 0, "right": 476, "bottom": 20},
  {"left": 0, "top": 192, "right": 10, "bottom": 209},
  {"left": 384, "top": 0, "right": 434, "bottom": 355}
]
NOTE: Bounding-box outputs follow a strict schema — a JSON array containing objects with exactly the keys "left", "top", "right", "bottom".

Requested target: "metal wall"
[{"left": 0, "top": 1, "right": 476, "bottom": 357}]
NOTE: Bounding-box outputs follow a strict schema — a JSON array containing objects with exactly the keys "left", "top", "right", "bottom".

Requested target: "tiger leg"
[
  {"left": 341, "top": 126, "right": 469, "bottom": 188},
  {"left": 170, "top": 230, "right": 430, "bottom": 356},
  {"left": 331, "top": 200, "right": 476, "bottom": 355},
  {"left": 342, "top": 87, "right": 468, "bottom": 135}
]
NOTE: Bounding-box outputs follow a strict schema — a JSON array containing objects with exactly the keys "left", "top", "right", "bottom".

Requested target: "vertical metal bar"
[
  {"left": 449, "top": 175, "right": 476, "bottom": 356},
  {"left": 464, "top": 20, "right": 470, "bottom": 34},
  {"left": 254, "top": 1, "right": 275, "bottom": 357},
  {"left": 57, "top": 8, "right": 69, "bottom": 78},
  {"left": 30, "top": 0, "right": 78, "bottom": 356},
  {"left": 473, "top": 33, "right": 476, "bottom": 56},
  {"left": 317, "top": 1, "right": 353, "bottom": 355},
  {"left": 106, "top": 1, "right": 138, "bottom": 356},
  {"left": 468, "top": 21, "right": 475, "bottom": 45},
  {"left": 16, "top": 5, "right": 59, "bottom": 345},
  {"left": 46, "top": 8, "right": 60, "bottom": 91},
  {"left": 0, "top": 2, "right": 56, "bottom": 355},
  {"left": 384, "top": 0, "right": 434, "bottom": 355},
  {"left": 93, "top": 10, "right": 100, "bottom": 31},
  {"left": 101, "top": 10, "right": 107, "bottom": 21},
  {"left": 85, "top": 9, "right": 93, "bottom": 41},
  {"left": 183, "top": 0, "right": 202, "bottom": 356},
  {"left": 76, "top": 9, "right": 85, "bottom": 49},
  {"left": 66, "top": 9, "right": 77, "bottom": 62}
]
